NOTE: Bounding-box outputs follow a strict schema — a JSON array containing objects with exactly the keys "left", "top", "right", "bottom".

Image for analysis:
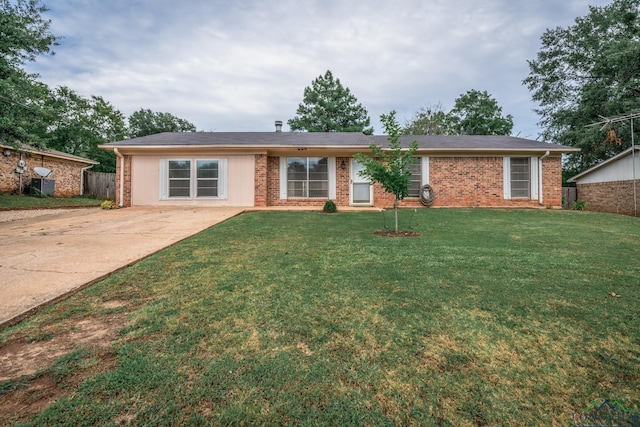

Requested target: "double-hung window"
[
  {"left": 196, "top": 160, "right": 219, "bottom": 198},
  {"left": 406, "top": 157, "right": 429, "bottom": 197},
  {"left": 161, "top": 159, "right": 227, "bottom": 200},
  {"left": 407, "top": 161, "right": 422, "bottom": 197},
  {"left": 503, "top": 157, "right": 538, "bottom": 200},
  {"left": 168, "top": 160, "right": 191, "bottom": 198},
  {"left": 510, "top": 157, "right": 530, "bottom": 198}
]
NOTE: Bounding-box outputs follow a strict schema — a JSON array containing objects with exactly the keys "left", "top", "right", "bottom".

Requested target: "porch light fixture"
[
  {"left": 3, "top": 148, "right": 11, "bottom": 156},
  {"left": 340, "top": 160, "right": 346, "bottom": 170}
]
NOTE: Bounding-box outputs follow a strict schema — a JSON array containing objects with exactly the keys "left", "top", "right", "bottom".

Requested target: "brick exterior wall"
[
  {"left": 115, "top": 154, "right": 132, "bottom": 207},
  {"left": 0, "top": 150, "right": 89, "bottom": 196},
  {"left": 254, "top": 154, "right": 268, "bottom": 207},
  {"left": 428, "top": 157, "right": 503, "bottom": 207},
  {"left": 261, "top": 155, "right": 563, "bottom": 208},
  {"left": 577, "top": 180, "right": 640, "bottom": 216},
  {"left": 335, "top": 157, "right": 351, "bottom": 206}
]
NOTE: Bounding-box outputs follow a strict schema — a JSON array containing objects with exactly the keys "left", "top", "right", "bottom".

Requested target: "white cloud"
[{"left": 27, "top": 0, "right": 612, "bottom": 137}]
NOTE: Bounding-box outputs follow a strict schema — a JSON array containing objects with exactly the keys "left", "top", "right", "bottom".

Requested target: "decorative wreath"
[{"left": 420, "top": 184, "right": 435, "bottom": 207}]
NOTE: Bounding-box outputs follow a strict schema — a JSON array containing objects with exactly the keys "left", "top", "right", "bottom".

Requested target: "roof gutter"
[
  {"left": 102, "top": 144, "right": 576, "bottom": 153},
  {"left": 114, "top": 148, "right": 124, "bottom": 207},
  {"left": 538, "top": 150, "right": 550, "bottom": 205}
]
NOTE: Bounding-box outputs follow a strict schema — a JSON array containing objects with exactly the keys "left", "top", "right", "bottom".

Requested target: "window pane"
[
  {"left": 197, "top": 161, "right": 218, "bottom": 178},
  {"left": 353, "top": 182, "right": 370, "bottom": 203},
  {"left": 308, "top": 158, "right": 328, "bottom": 181},
  {"left": 309, "top": 180, "right": 328, "bottom": 198},
  {"left": 169, "top": 180, "right": 190, "bottom": 197},
  {"left": 288, "top": 181, "right": 306, "bottom": 197},
  {"left": 169, "top": 161, "right": 190, "bottom": 179},
  {"left": 197, "top": 180, "right": 218, "bottom": 197},
  {"left": 408, "top": 180, "right": 421, "bottom": 197},
  {"left": 287, "top": 158, "right": 307, "bottom": 181}
]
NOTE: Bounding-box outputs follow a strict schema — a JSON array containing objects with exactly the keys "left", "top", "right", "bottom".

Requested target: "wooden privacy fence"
[
  {"left": 84, "top": 171, "right": 116, "bottom": 200},
  {"left": 562, "top": 187, "right": 577, "bottom": 209}
]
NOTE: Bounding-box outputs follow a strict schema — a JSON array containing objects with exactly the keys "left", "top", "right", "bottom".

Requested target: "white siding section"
[
  {"left": 159, "top": 158, "right": 168, "bottom": 199},
  {"left": 135, "top": 155, "right": 254, "bottom": 206},
  {"left": 328, "top": 157, "right": 337, "bottom": 199},
  {"left": 577, "top": 155, "right": 640, "bottom": 184},
  {"left": 217, "top": 158, "right": 228, "bottom": 199}
]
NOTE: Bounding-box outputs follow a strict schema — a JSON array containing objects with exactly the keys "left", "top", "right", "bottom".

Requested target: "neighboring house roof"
[
  {"left": 101, "top": 132, "right": 578, "bottom": 154},
  {"left": 567, "top": 146, "right": 640, "bottom": 183},
  {"left": 1, "top": 143, "right": 99, "bottom": 165}
]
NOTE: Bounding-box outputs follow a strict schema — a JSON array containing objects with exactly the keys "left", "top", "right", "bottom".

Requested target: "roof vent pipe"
[{"left": 275, "top": 121, "right": 283, "bottom": 132}]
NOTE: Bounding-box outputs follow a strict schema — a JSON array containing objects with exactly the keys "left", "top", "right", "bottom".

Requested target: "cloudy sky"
[{"left": 26, "top": 0, "right": 610, "bottom": 139}]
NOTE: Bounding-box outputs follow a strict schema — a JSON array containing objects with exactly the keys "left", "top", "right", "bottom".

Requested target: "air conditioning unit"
[{"left": 31, "top": 178, "right": 55, "bottom": 195}]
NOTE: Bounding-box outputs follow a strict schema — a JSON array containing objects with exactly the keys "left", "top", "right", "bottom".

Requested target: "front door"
[{"left": 351, "top": 160, "right": 373, "bottom": 206}]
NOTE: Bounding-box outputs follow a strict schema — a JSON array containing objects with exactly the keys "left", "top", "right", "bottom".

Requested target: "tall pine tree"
[{"left": 288, "top": 70, "right": 373, "bottom": 134}]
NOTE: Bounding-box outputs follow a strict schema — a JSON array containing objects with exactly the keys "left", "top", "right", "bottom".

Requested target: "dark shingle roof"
[
  {"left": 1, "top": 143, "right": 99, "bottom": 164},
  {"left": 101, "top": 132, "right": 577, "bottom": 152}
]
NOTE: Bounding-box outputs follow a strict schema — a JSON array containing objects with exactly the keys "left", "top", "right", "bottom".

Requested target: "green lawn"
[
  {"left": 0, "top": 193, "right": 103, "bottom": 209},
  {"left": 1, "top": 209, "right": 639, "bottom": 426}
]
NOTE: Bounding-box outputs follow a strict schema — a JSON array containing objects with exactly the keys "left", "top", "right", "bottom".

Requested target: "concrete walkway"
[{"left": 0, "top": 206, "right": 244, "bottom": 327}]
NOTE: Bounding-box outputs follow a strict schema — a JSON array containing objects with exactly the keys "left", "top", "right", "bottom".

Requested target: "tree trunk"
[{"left": 394, "top": 198, "right": 399, "bottom": 233}]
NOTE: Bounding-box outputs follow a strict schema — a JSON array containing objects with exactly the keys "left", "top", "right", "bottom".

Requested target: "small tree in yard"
[{"left": 354, "top": 111, "right": 418, "bottom": 233}]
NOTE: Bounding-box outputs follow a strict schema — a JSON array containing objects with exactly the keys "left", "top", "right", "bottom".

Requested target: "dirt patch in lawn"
[{"left": 0, "top": 301, "right": 128, "bottom": 425}]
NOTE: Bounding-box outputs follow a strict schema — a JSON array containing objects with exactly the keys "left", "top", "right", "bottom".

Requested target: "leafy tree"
[
  {"left": 128, "top": 108, "right": 196, "bottom": 138},
  {"left": 0, "top": 69, "right": 51, "bottom": 147},
  {"left": 288, "top": 70, "right": 374, "bottom": 134},
  {"left": 524, "top": 0, "right": 640, "bottom": 172},
  {"left": 0, "top": 0, "right": 59, "bottom": 146},
  {"left": 402, "top": 102, "right": 453, "bottom": 135},
  {"left": 354, "top": 111, "right": 418, "bottom": 233},
  {"left": 42, "top": 87, "right": 127, "bottom": 172},
  {"left": 448, "top": 90, "right": 513, "bottom": 135}
]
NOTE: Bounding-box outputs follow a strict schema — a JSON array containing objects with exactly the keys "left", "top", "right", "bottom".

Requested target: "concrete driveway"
[{"left": 0, "top": 206, "right": 243, "bottom": 327}]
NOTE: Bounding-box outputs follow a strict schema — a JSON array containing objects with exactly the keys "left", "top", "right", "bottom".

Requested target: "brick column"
[
  {"left": 542, "top": 156, "right": 562, "bottom": 207},
  {"left": 115, "top": 154, "right": 132, "bottom": 208},
  {"left": 254, "top": 154, "right": 268, "bottom": 207}
]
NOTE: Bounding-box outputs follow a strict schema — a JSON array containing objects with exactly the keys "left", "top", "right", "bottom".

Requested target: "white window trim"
[
  {"left": 279, "top": 157, "right": 287, "bottom": 200},
  {"left": 279, "top": 156, "right": 336, "bottom": 200},
  {"left": 503, "top": 157, "right": 538, "bottom": 200},
  {"left": 421, "top": 156, "right": 430, "bottom": 186},
  {"left": 530, "top": 157, "right": 539, "bottom": 201},
  {"left": 160, "top": 158, "right": 227, "bottom": 200}
]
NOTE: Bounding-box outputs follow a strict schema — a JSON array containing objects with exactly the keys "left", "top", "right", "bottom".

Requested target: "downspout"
[
  {"left": 19, "top": 153, "right": 23, "bottom": 195},
  {"left": 80, "top": 165, "right": 93, "bottom": 195},
  {"left": 114, "top": 148, "right": 124, "bottom": 207},
  {"left": 538, "top": 150, "right": 550, "bottom": 205}
]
